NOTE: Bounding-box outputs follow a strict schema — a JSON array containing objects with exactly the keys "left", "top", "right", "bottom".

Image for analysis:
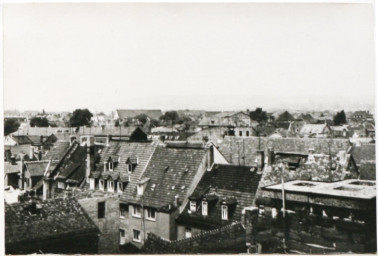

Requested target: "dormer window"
[
  {"left": 137, "top": 184, "right": 143, "bottom": 195},
  {"left": 221, "top": 205, "right": 228, "bottom": 220},
  {"left": 108, "top": 180, "right": 114, "bottom": 192},
  {"left": 99, "top": 179, "right": 105, "bottom": 191},
  {"left": 202, "top": 201, "right": 208, "bottom": 216},
  {"left": 117, "top": 182, "right": 123, "bottom": 193},
  {"left": 190, "top": 201, "right": 196, "bottom": 212},
  {"left": 109, "top": 162, "right": 114, "bottom": 171}
]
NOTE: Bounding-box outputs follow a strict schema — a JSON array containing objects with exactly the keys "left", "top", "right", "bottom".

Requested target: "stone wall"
[{"left": 142, "top": 222, "right": 246, "bottom": 254}]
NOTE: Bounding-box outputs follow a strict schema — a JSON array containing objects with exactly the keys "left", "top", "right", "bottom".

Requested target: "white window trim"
[
  {"left": 58, "top": 181, "right": 65, "bottom": 189},
  {"left": 202, "top": 201, "right": 208, "bottom": 216},
  {"left": 99, "top": 179, "right": 105, "bottom": 191},
  {"left": 133, "top": 229, "right": 141, "bottom": 243},
  {"left": 108, "top": 180, "right": 114, "bottom": 192},
  {"left": 221, "top": 205, "right": 228, "bottom": 220},
  {"left": 89, "top": 178, "right": 95, "bottom": 190},
  {"left": 109, "top": 162, "right": 114, "bottom": 171},
  {"left": 137, "top": 184, "right": 143, "bottom": 195},
  {"left": 132, "top": 205, "right": 142, "bottom": 218},
  {"left": 127, "top": 164, "right": 133, "bottom": 174},
  {"left": 146, "top": 208, "right": 156, "bottom": 221},
  {"left": 117, "top": 182, "right": 123, "bottom": 193},
  {"left": 120, "top": 208, "right": 126, "bottom": 219},
  {"left": 190, "top": 201, "right": 196, "bottom": 212}
]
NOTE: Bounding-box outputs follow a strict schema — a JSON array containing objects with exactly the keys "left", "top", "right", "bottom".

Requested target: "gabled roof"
[
  {"left": 44, "top": 141, "right": 71, "bottom": 161},
  {"left": 123, "top": 145, "right": 207, "bottom": 210},
  {"left": 298, "top": 113, "right": 318, "bottom": 124},
  {"left": 117, "top": 109, "right": 163, "bottom": 120},
  {"left": 177, "top": 164, "right": 262, "bottom": 229},
  {"left": 5, "top": 197, "right": 99, "bottom": 245},
  {"left": 4, "top": 162, "right": 21, "bottom": 174},
  {"left": 25, "top": 162, "right": 49, "bottom": 177},
  {"left": 11, "top": 135, "right": 33, "bottom": 145},
  {"left": 300, "top": 124, "right": 328, "bottom": 135},
  {"left": 276, "top": 111, "right": 296, "bottom": 122}
]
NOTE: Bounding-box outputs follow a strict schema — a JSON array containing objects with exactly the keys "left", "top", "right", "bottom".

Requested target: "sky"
[{"left": 3, "top": 3, "right": 376, "bottom": 113}]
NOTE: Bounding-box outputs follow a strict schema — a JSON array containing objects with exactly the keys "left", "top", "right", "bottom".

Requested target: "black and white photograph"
[{"left": 1, "top": 0, "right": 377, "bottom": 254}]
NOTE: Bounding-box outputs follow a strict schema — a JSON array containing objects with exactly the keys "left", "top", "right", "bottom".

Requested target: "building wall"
[
  {"left": 177, "top": 224, "right": 204, "bottom": 239},
  {"left": 78, "top": 195, "right": 120, "bottom": 253},
  {"left": 121, "top": 205, "right": 174, "bottom": 248}
]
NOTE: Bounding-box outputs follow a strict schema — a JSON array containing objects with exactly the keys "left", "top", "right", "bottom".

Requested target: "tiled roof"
[
  {"left": 25, "top": 162, "right": 49, "bottom": 177},
  {"left": 26, "top": 135, "right": 47, "bottom": 145},
  {"left": 351, "top": 143, "right": 375, "bottom": 165},
  {"left": 95, "top": 140, "right": 157, "bottom": 196},
  {"left": 11, "top": 135, "right": 33, "bottom": 145},
  {"left": 177, "top": 164, "right": 262, "bottom": 229},
  {"left": 117, "top": 109, "right": 163, "bottom": 121},
  {"left": 298, "top": 113, "right": 317, "bottom": 124},
  {"left": 44, "top": 141, "right": 70, "bottom": 161},
  {"left": 300, "top": 124, "right": 328, "bottom": 135},
  {"left": 4, "top": 162, "right": 21, "bottom": 174},
  {"left": 54, "top": 143, "right": 87, "bottom": 182},
  {"left": 123, "top": 145, "right": 207, "bottom": 209},
  {"left": 5, "top": 197, "right": 99, "bottom": 245},
  {"left": 359, "top": 160, "right": 376, "bottom": 180},
  {"left": 217, "top": 136, "right": 351, "bottom": 166}
]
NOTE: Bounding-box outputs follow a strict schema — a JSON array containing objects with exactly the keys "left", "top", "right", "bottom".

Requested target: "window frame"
[
  {"left": 132, "top": 205, "right": 142, "bottom": 218},
  {"left": 189, "top": 201, "right": 196, "bottom": 212},
  {"left": 185, "top": 227, "right": 192, "bottom": 238},
  {"left": 221, "top": 205, "right": 228, "bottom": 220},
  {"left": 146, "top": 208, "right": 156, "bottom": 221},
  {"left": 202, "top": 201, "right": 208, "bottom": 216},
  {"left": 108, "top": 180, "right": 114, "bottom": 192},
  {"left": 117, "top": 181, "right": 123, "bottom": 193},
  {"left": 109, "top": 161, "right": 114, "bottom": 171},
  {"left": 98, "top": 201, "right": 106, "bottom": 219},
  {"left": 58, "top": 181, "right": 65, "bottom": 189},
  {"left": 133, "top": 229, "right": 141, "bottom": 243},
  {"left": 137, "top": 184, "right": 143, "bottom": 195},
  {"left": 89, "top": 178, "right": 95, "bottom": 190},
  {"left": 99, "top": 179, "right": 105, "bottom": 191}
]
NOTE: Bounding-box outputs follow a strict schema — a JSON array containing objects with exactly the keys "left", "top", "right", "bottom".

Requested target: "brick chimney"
[
  {"left": 267, "top": 147, "right": 275, "bottom": 166},
  {"left": 85, "top": 136, "right": 95, "bottom": 183}
]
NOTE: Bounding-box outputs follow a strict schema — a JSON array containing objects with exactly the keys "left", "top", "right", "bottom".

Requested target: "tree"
[
  {"left": 69, "top": 109, "right": 93, "bottom": 127},
  {"left": 160, "top": 111, "right": 180, "bottom": 123},
  {"left": 249, "top": 107, "right": 268, "bottom": 123},
  {"left": 4, "top": 119, "right": 20, "bottom": 136},
  {"left": 333, "top": 110, "right": 347, "bottom": 126},
  {"left": 30, "top": 117, "right": 49, "bottom": 127}
]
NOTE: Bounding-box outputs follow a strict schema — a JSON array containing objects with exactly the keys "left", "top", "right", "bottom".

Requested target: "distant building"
[
  {"left": 115, "top": 109, "right": 163, "bottom": 122},
  {"left": 299, "top": 123, "right": 332, "bottom": 138}
]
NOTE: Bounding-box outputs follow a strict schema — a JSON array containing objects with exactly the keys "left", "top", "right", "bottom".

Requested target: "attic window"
[
  {"left": 127, "top": 164, "right": 133, "bottom": 173},
  {"left": 190, "top": 201, "right": 196, "bottom": 212},
  {"left": 137, "top": 184, "right": 144, "bottom": 195},
  {"left": 109, "top": 162, "right": 114, "bottom": 171},
  {"left": 221, "top": 205, "right": 228, "bottom": 220},
  {"left": 202, "top": 201, "right": 208, "bottom": 216}
]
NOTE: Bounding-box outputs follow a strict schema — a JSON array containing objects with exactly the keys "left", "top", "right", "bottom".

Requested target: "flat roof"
[{"left": 263, "top": 179, "right": 376, "bottom": 200}]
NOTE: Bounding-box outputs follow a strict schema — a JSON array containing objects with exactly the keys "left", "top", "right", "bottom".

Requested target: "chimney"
[
  {"left": 257, "top": 150, "right": 265, "bottom": 170},
  {"left": 29, "top": 146, "right": 34, "bottom": 160},
  {"left": 106, "top": 135, "right": 112, "bottom": 146},
  {"left": 174, "top": 195, "right": 179, "bottom": 208},
  {"left": 207, "top": 145, "right": 214, "bottom": 170},
  {"left": 267, "top": 147, "right": 275, "bottom": 166},
  {"left": 69, "top": 135, "right": 77, "bottom": 146},
  {"left": 86, "top": 136, "right": 95, "bottom": 183}
]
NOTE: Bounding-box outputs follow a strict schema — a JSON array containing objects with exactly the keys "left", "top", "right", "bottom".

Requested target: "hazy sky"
[{"left": 3, "top": 3, "right": 375, "bottom": 113}]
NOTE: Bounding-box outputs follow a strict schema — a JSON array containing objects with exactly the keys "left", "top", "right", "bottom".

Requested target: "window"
[
  {"left": 99, "top": 179, "right": 105, "bottom": 191},
  {"left": 109, "top": 162, "right": 114, "bottom": 171},
  {"left": 58, "top": 181, "right": 65, "bottom": 189},
  {"left": 137, "top": 184, "right": 143, "bottom": 195},
  {"left": 239, "top": 131, "right": 243, "bottom": 136},
  {"left": 185, "top": 227, "right": 192, "bottom": 238},
  {"left": 190, "top": 201, "right": 196, "bottom": 212},
  {"left": 133, "top": 229, "right": 141, "bottom": 242},
  {"left": 119, "top": 229, "right": 126, "bottom": 245},
  {"left": 127, "top": 164, "right": 133, "bottom": 173},
  {"left": 108, "top": 181, "right": 114, "bottom": 192},
  {"left": 132, "top": 205, "right": 141, "bottom": 218},
  {"left": 246, "top": 131, "right": 250, "bottom": 136},
  {"left": 146, "top": 208, "right": 156, "bottom": 221},
  {"left": 89, "top": 178, "right": 95, "bottom": 190},
  {"left": 117, "top": 182, "right": 123, "bottom": 193},
  {"left": 202, "top": 201, "right": 208, "bottom": 216},
  {"left": 98, "top": 202, "right": 105, "bottom": 219},
  {"left": 120, "top": 204, "right": 128, "bottom": 218},
  {"left": 221, "top": 205, "right": 228, "bottom": 220}
]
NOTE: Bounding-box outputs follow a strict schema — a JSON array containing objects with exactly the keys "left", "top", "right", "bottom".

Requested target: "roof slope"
[
  {"left": 351, "top": 143, "right": 375, "bottom": 165},
  {"left": 177, "top": 164, "right": 262, "bottom": 229},
  {"left": 25, "top": 162, "right": 49, "bottom": 177},
  {"left": 11, "top": 135, "right": 33, "bottom": 145},
  {"left": 124, "top": 145, "right": 207, "bottom": 209},
  {"left": 117, "top": 109, "right": 163, "bottom": 120},
  {"left": 5, "top": 197, "right": 99, "bottom": 245},
  {"left": 300, "top": 124, "right": 328, "bottom": 135},
  {"left": 44, "top": 141, "right": 71, "bottom": 161},
  {"left": 276, "top": 111, "right": 296, "bottom": 122}
]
